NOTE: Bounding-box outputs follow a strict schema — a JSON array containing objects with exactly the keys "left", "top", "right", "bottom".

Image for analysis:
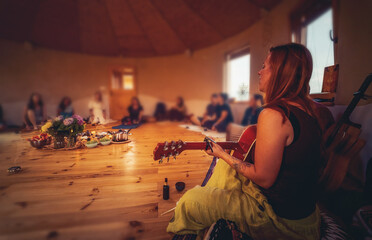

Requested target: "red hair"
[{"left": 264, "top": 43, "right": 318, "bottom": 122}]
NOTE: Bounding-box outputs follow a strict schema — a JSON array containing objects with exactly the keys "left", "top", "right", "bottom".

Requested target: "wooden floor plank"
[{"left": 0, "top": 122, "right": 219, "bottom": 239}]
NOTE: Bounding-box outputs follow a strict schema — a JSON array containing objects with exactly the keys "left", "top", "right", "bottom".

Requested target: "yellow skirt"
[{"left": 167, "top": 159, "right": 320, "bottom": 240}]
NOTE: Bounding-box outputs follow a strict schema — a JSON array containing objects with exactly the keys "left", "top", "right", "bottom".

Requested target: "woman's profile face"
[{"left": 258, "top": 54, "right": 272, "bottom": 93}]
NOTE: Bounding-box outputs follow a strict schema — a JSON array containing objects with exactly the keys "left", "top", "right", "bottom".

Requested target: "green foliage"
[{"left": 47, "top": 116, "right": 85, "bottom": 138}]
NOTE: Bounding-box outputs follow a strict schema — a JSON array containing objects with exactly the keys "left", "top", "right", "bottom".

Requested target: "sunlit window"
[
  {"left": 226, "top": 52, "right": 250, "bottom": 101},
  {"left": 111, "top": 68, "right": 135, "bottom": 90},
  {"left": 123, "top": 74, "right": 134, "bottom": 90},
  {"left": 303, "top": 8, "right": 334, "bottom": 93}
]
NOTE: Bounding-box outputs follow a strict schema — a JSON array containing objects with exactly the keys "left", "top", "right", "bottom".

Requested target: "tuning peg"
[
  {"left": 170, "top": 141, "right": 176, "bottom": 150},
  {"left": 167, "top": 153, "right": 172, "bottom": 162},
  {"left": 160, "top": 155, "right": 165, "bottom": 164},
  {"left": 163, "top": 141, "right": 169, "bottom": 151}
]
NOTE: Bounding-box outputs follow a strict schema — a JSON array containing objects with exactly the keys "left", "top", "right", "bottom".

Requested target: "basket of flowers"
[{"left": 41, "top": 115, "right": 85, "bottom": 149}]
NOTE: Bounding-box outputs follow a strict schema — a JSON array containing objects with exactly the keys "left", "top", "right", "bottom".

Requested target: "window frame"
[
  {"left": 290, "top": 0, "right": 338, "bottom": 96},
  {"left": 224, "top": 45, "right": 251, "bottom": 103}
]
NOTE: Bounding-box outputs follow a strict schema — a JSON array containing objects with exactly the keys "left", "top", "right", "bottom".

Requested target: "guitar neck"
[
  {"left": 154, "top": 125, "right": 257, "bottom": 162},
  {"left": 183, "top": 141, "right": 240, "bottom": 151},
  {"left": 328, "top": 74, "right": 372, "bottom": 143}
]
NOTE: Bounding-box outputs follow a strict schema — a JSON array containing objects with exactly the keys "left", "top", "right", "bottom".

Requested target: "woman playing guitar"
[{"left": 167, "top": 43, "right": 334, "bottom": 239}]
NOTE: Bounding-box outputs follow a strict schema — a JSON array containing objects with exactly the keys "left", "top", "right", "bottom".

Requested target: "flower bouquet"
[{"left": 42, "top": 115, "right": 85, "bottom": 149}]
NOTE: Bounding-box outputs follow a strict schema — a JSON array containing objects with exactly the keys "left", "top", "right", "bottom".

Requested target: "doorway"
[{"left": 109, "top": 66, "right": 137, "bottom": 120}]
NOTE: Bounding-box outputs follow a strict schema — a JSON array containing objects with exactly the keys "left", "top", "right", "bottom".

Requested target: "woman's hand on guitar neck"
[{"left": 204, "top": 141, "right": 226, "bottom": 159}]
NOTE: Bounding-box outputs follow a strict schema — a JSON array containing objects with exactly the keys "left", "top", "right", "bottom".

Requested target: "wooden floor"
[{"left": 0, "top": 122, "right": 220, "bottom": 240}]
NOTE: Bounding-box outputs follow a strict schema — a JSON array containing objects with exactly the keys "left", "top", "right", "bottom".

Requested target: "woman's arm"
[
  {"left": 206, "top": 108, "right": 292, "bottom": 189},
  {"left": 209, "top": 113, "right": 217, "bottom": 121}
]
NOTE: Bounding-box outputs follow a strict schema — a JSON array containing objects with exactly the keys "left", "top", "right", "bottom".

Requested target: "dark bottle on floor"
[{"left": 163, "top": 178, "right": 169, "bottom": 200}]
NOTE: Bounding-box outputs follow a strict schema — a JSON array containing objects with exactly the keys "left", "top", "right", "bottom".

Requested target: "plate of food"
[
  {"left": 99, "top": 136, "right": 112, "bottom": 145},
  {"left": 85, "top": 139, "right": 98, "bottom": 148},
  {"left": 111, "top": 139, "right": 131, "bottom": 144},
  {"left": 28, "top": 133, "right": 52, "bottom": 149}
]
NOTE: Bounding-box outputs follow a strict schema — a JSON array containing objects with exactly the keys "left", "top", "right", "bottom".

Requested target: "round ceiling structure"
[{"left": 0, "top": 0, "right": 281, "bottom": 57}]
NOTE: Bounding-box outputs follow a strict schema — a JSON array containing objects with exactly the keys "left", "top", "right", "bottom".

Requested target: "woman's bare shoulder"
[
  {"left": 259, "top": 108, "right": 283, "bottom": 122},
  {"left": 258, "top": 108, "right": 292, "bottom": 135}
]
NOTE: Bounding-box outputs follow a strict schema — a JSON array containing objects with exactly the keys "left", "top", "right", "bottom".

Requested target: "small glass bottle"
[{"left": 163, "top": 178, "right": 169, "bottom": 200}]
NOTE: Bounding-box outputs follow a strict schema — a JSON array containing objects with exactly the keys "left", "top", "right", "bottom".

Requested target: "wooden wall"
[{"left": 0, "top": 0, "right": 371, "bottom": 125}]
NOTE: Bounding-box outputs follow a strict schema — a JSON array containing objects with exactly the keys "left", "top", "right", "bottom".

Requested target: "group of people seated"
[
  {"left": 21, "top": 87, "right": 263, "bottom": 134},
  {"left": 190, "top": 93, "right": 233, "bottom": 132},
  {"left": 23, "top": 93, "right": 77, "bottom": 130},
  {"left": 190, "top": 93, "right": 264, "bottom": 134},
  {"left": 22, "top": 91, "right": 108, "bottom": 129},
  {"left": 152, "top": 92, "right": 263, "bottom": 134}
]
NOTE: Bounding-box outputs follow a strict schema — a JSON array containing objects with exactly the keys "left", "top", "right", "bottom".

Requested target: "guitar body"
[
  {"left": 231, "top": 125, "right": 256, "bottom": 161},
  {"left": 319, "top": 74, "right": 371, "bottom": 191},
  {"left": 321, "top": 123, "right": 366, "bottom": 191},
  {"left": 153, "top": 125, "right": 257, "bottom": 162}
]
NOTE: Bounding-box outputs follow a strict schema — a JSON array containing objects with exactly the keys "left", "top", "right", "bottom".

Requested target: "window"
[
  {"left": 226, "top": 49, "right": 250, "bottom": 101},
  {"left": 303, "top": 8, "right": 334, "bottom": 93},
  {"left": 111, "top": 67, "right": 135, "bottom": 90},
  {"left": 123, "top": 74, "right": 134, "bottom": 90}
]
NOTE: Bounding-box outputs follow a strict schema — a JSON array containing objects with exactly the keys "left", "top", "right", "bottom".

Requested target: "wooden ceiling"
[{"left": 0, "top": 0, "right": 281, "bottom": 57}]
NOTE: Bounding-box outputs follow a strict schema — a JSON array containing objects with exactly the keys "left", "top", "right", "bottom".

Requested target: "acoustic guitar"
[
  {"left": 320, "top": 74, "right": 372, "bottom": 191},
  {"left": 153, "top": 125, "right": 257, "bottom": 163}
]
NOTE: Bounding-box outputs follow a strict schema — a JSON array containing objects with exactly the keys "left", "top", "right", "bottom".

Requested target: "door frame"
[{"left": 108, "top": 65, "right": 138, "bottom": 120}]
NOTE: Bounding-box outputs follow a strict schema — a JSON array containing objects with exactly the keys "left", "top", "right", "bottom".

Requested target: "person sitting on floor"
[
  {"left": 154, "top": 101, "right": 167, "bottom": 121},
  {"left": 190, "top": 93, "right": 218, "bottom": 126},
  {"left": 23, "top": 93, "right": 46, "bottom": 130},
  {"left": 167, "top": 43, "right": 334, "bottom": 240},
  {"left": 121, "top": 97, "right": 144, "bottom": 125},
  {"left": 202, "top": 93, "right": 233, "bottom": 132},
  {"left": 168, "top": 97, "right": 187, "bottom": 121},
  {"left": 241, "top": 93, "right": 264, "bottom": 126},
  {"left": 227, "top": 93, "right": 264, "bottom": 141},
  {"left": 57, "top": 96, "right": 74, "bottom": 118},
  {"left": 88, "top": 91, "right": 106, "bottom": 124}
]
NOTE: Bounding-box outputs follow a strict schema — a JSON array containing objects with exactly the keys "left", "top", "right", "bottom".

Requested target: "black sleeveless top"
[{"left": 259, "top": 105, "right": 322, "bottom": 220}]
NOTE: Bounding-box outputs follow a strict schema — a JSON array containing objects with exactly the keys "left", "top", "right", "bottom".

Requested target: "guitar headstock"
[{"left": 153, "top": 140, "right": 186, "bottom": 163}]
